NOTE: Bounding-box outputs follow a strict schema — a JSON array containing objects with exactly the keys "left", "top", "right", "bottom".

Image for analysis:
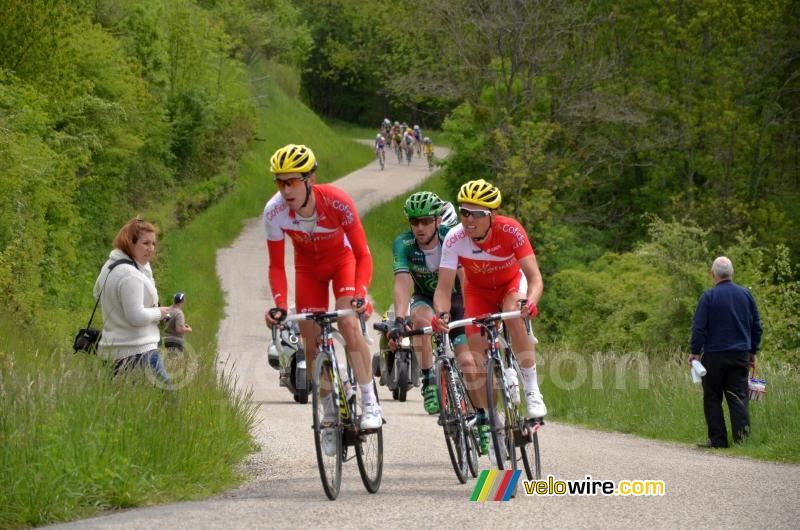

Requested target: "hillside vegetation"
[{"left": 0, "top": 1, "right": 371, "bottom": 526}]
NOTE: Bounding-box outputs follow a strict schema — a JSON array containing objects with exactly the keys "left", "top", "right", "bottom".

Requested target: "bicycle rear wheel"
[
  {"left": 438, "top": 361, "right": 469, "bottom": 483},
  {"left": 485, "top": 357, "right": 518, "bottom": 479},
  {"left": 312, "top": 355, "right": 342, "bottom": 500},
  {"left": 356, "top": 382, "right": 383, "bottom": 493}
]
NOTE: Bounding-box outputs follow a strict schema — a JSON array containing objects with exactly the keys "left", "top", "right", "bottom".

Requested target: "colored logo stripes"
[{"left": 470, "top": 470, "right": 521, "bottom": 501}]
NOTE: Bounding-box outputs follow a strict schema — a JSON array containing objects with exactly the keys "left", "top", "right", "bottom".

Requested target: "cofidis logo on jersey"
[{"left": 469, "top": 470, "right": 521, "bottom": 501}]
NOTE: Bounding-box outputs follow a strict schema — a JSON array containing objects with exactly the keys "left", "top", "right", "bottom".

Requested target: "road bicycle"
[
  {"left": 374, "top": 321, "right": 479, "bottom": 484},
  {"left": 448, "top": 309, "right": 543, "bottom": 490},
  {"left": 404, "top": 142, "right": 414, "bottom": 165},
  {"left": 395, "top": 141, "right": 404, "bottom": 164},
  {"left": 270, "top": 308, "right": 382, "bottom": 500}
]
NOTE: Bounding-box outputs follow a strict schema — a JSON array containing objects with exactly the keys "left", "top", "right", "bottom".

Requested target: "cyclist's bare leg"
[
  {"left": 465, "top": 332, "right": 489, "bottom": 409},
  {"left": 453, "top": 341, "right": 475, "bottom": 393},
  {"left": 299, "top": 320, "right": 328, "bottom": 392},
  {"left": 334, "top": 296, "right": 373, "bottom": 386},
  {"left": 410, "top": 304, "right": 434, "bottom": 371},
  {"left": 502, "top": 292, "right": 536, "bottom": 368}
]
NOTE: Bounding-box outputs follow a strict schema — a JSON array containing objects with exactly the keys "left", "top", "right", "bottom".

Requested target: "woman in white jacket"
[{"left": 94, "top": 217, "right": 171, "bottom": 383}]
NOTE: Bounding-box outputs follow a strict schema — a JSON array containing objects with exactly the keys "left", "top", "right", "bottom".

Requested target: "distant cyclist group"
[
  {"left": 374, "top": 118, "right": 434, "bottom": 169},
  {"left": 264, "top": 143, "right": 545, "bottom": 499}
]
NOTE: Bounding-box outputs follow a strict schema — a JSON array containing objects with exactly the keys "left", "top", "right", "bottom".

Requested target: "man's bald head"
[{"left": 711, "top": 256, "right": 734, "bottom": 281}]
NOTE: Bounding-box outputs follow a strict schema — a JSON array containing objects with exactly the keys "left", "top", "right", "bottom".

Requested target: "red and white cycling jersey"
[
  {"left": 440, "top": 215, "right": 534, "bottom": 290},
  {"left": 264, "top": 184, "right": 372, "bottom": 308}
]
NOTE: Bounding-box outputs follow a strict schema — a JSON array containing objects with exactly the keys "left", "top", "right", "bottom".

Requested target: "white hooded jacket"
[{"left": 93, "top": 248, "right": 162, "bottom": 360}]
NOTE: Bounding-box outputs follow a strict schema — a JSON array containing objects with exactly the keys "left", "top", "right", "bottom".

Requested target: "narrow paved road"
[{"left": 57, "top": 147, "right": 800, "bottom": 528}]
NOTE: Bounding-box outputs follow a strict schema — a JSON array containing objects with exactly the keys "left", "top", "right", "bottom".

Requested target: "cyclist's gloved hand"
[
  {"left": 265, "top": 307, "right": 287, "bottom": 328},
  {"left": 394, "top": 316, "right": 410, "bottom": 332},
  {"left": 520, "top": 299, "right": 539, "bottom": 319},
  {"left": 351, "top": 297, "right": 372, "bottom": 316},
  {"left": 431, "top": 312, "right": 450, "bottom": 333}
]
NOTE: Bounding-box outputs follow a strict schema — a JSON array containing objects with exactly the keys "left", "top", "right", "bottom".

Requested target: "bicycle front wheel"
[
  {"left": 454, "top": 371, "right": 479, "bottom": 478},
  {"left": 438, "top": 361, "right": 469, "bottom": 483},
  {"left": 486, "top": 357, "right": 518, "bottom": 478},
  {"left": 520, "top": 423, "right": 542, "bottom": 480},
  {"left": 356, "top": 382, "right": 383, "bottom": 493},
  {"left": 514, "top": 360, "right": 542, "bottom": 480},
  {"left": 312, "top": 355, "right": 342, "bottom": 500}
]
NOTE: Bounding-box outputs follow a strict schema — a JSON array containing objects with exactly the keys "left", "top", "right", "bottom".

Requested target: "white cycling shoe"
[
  {"left": 525, "top": 391, "right": 547, "bottom": 419},
  {"left": 360, "top": 402, "right": 383, "bottom": 430}
]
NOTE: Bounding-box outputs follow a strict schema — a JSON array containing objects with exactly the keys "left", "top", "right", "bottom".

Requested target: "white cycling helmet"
[
  {"left": 424, "top": 136, "right": 431, "bottom": 144},
  {"left": 439, "top": 201, "right": 458, "bottom": 228},
  {"left": 413, "top": 124, "right": 420, "bottom": 130},
  {"left": 376, "top": 133, "right": 382, "bottom": 139}
]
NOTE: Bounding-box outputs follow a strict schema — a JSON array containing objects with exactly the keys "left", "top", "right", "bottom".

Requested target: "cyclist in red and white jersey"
[
  {"left": 263, "top": 144, "right": 381, "bottom": 429},
  {"left": 433, "top": 179, "right": 547, "bottom": 439}
]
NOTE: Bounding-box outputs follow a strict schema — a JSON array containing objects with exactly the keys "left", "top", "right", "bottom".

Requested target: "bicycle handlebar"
[
  {"left": 447, "top": 309, "right": 539, "bottom": 344},
  {"left": 271, "top": 308, "right": 373, "bottom": 350},
  {"left": 447, "top": 310, "right": 523, "bottom": 330},
  {"left": 373, "top": 322, "right": 432, "bottom": 337}
]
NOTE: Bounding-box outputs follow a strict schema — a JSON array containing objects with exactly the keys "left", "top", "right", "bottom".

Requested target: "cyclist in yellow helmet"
[
  {"left": 264, "top": 144, "right": 381, "bottom": 430},
  {"left": 432, "top": 178, "right": 547, "bottom": 460}
]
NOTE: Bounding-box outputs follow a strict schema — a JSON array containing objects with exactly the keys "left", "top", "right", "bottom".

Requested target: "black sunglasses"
[
  {"left": 409, "top": 217, "right": 435, "bottom": 226},
  {"left": 458, "top": 207, "right": 491, "bottom": 219}
]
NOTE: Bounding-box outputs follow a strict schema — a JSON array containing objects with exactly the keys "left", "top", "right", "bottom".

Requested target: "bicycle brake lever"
[{"left": 358, "top": 312, "right": 375, "bottom": 345}]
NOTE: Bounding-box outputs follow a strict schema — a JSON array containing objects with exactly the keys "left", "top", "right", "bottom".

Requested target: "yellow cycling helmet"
[
  {"left": 270, "top": 144, "right": 317, "bottom": 175},
  {"left": 457, "top": 179, "right": 502, "bottom": 209}
]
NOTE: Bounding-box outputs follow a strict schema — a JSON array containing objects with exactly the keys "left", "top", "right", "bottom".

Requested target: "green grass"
[
  {"left": 538, "top": 345, "right": 800, "bottom": 461},
  {"left": 0, "top": 59, "right": 374, "bottom": 529}
]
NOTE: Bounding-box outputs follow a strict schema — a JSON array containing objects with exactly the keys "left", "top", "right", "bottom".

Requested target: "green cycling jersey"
[{"left": 392, "top": 225, "right": 461, "bottom": 298}]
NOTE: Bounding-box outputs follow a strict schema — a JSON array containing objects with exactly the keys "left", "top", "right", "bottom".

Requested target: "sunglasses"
[
  {"left": 409, "top": 217, "right": 435, "bottom": 226},
  {"left": 274, "top": 176, "right": 308, "bottom": 189},
  {"left": 459, "top": 207, "right": 491, "bottom": 219}
]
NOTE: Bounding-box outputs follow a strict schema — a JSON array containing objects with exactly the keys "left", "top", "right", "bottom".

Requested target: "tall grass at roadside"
[
  {"left": 361, "top": 173, "right": 800, "bottom": 463},
  {"left": 0, "top": 339, "right": 257, "bottom": 528},
  {"left": 0, "top": 59, "right": 374, "bottom": 528},
  {"left": 537, "top": 345, "right": 800, "bottom": 462}
]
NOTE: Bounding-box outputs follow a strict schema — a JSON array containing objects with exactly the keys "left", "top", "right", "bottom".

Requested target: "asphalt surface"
[{"left": 54, "top": 146, "right": 800, "bottom": 529}]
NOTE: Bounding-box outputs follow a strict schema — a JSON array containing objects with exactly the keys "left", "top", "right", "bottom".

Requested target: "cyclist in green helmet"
[{"left": 390, "top": 191, "right": 468, "bottom": 415}]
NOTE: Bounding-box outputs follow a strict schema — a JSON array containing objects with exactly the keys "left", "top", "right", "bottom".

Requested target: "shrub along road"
[{"left": 55, "top": 147, "right": 799, "bottom": 527}]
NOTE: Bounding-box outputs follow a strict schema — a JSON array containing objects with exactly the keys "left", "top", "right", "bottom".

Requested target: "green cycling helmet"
[{"left": 404, "top": 191, "right": 444, "bottom": 218}]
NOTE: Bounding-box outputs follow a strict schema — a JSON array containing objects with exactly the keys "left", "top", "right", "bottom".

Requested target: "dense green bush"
[{"left": 542, "top": 218, "right": 800, "bottom": 365}]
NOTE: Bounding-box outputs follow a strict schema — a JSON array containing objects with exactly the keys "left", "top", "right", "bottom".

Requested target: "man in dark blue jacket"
[{"left": 689, "top": 257, "right": 762, "bottom": 448}]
